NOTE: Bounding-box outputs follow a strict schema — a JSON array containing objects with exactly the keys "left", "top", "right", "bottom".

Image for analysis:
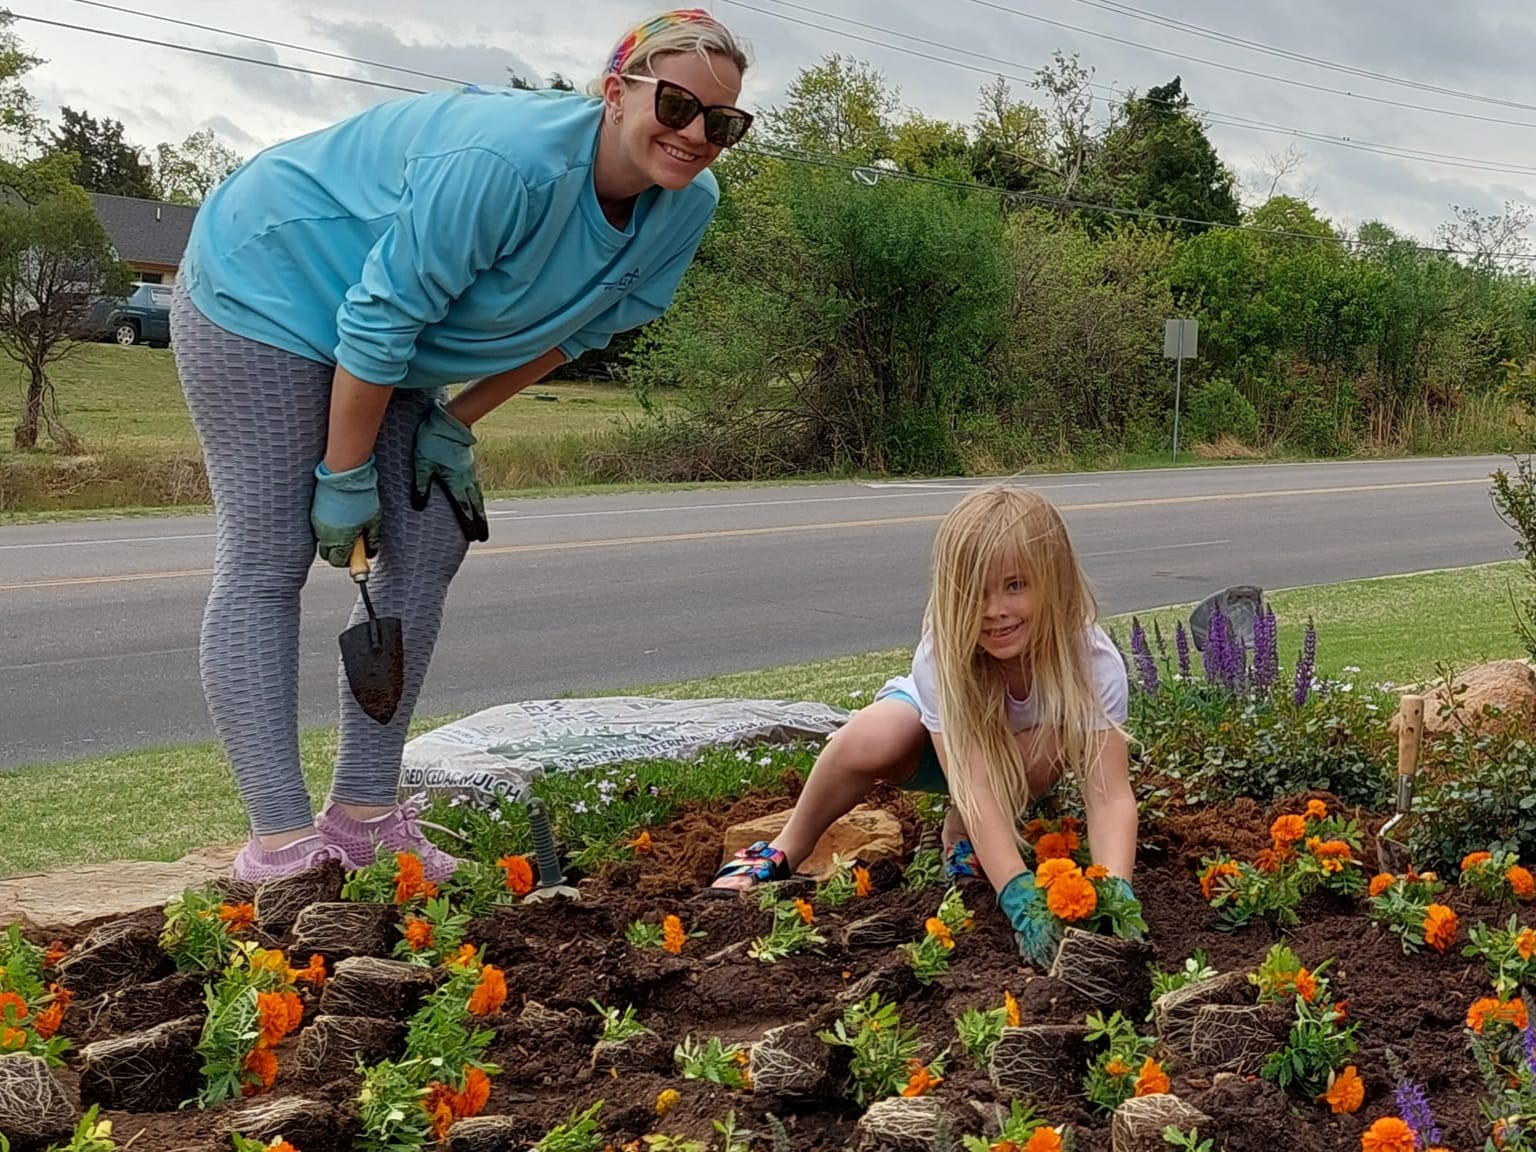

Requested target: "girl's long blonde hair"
[{"left": 929, "top": 485, "right": 1111, "bottom": 841}]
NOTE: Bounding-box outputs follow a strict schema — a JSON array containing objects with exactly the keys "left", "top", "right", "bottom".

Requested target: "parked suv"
[{"left": 75, "top": 283, "right": 173, "bottom": 348}]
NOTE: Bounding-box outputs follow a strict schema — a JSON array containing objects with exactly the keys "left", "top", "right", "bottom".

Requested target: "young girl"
[{"left": 711, "top": 485, "right": 1138, "bottom": 966}]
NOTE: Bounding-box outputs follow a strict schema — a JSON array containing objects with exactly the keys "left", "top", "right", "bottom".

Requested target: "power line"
[
  {"left": 24, "top": 3, "right": 1536, "bottom": 260},
  {"left": 59, "top": 0, "right": 480, "bottom": 88},
  {"left": 1061, "top": 0, "right": 1536, "bottom": 115},
  {"left": 13, "top": 13, "right": 430, "bottom": 95},
  {"left": 719, "top": 0, "right": 1536, "bottom": 178}
]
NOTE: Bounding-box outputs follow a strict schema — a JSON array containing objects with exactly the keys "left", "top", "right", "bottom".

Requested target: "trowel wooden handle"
[
  {"left": 348, "top": 537, "right": 371, "bottom": 582},
  {"left": 1397, "top": 694, "right": 1425, "bottom": 779}
]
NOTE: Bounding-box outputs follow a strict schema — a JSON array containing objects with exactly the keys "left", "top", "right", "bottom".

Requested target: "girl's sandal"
[
  {"left": 708, "top": 841, "right": 791, "bottom": 894},
  {"left": 944, "top": 837, "right": 980, "bottom": 879}
]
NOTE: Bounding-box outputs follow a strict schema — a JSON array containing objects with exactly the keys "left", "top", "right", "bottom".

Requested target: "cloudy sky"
[{"left": 18, "top": 0, "right": 1536, "bottom": 244}]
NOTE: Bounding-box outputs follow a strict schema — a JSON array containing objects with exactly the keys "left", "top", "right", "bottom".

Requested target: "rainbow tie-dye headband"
[{"left": 607, "top": 8, "right": 716, "bottom": 75}]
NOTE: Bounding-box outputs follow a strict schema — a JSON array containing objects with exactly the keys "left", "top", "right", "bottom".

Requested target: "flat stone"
[
  {"left": 292, "top": 902, "right": 396, "bottom": 962},
  {"left": 56, "top": 916, "right": 173, "bottom": 999},
  {"left": 0, "top": 846, "right": 240, "bottom": 933},
  {"left": 0, "top": 1054, "right": 75, "bottom": 1146},
  {"left": 294, "top": 1015, "right": 405, "bottom": 1083},
  {"left": 1396, "top": 659, "right": 1536, "bottom": 738},
  {"left": 318, "top": 956, "right": 437, "bottom": 1018},
  {"left": 1111, "top": 1094, "right": 1212, "bottom": 1152},
  {"left": 253, "top": 859, "right": 345, "bottom": 934},
  {"left": 79, "top": 1014, "right": 204, "bottom": 1113},
  {"left": 721, "top": 806, "right": 902, "bottom": 880}
]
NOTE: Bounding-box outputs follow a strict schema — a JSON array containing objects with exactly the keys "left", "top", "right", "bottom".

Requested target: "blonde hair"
[
  {"left": 927, "top": 485, "right": 1112, "bottom": 843},
  {"left": 585, "top": 12, "right": 751, "bottom": 97}
]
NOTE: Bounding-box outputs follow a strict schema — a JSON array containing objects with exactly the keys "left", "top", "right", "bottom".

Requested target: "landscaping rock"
[
  {"left": 749, "top": 1021, "right": 830, "bottom": 1097},
  {"left": 446, "top": 1116, "right": 526, "bottom": 1152},
  {"left": 1190, "top": 585, "right": 1263, "bottom": 651},
  {"left": 722, "top": 806, "right": 902, "bottom": 880},
  {"left": 292, "top": 902, "right": 396, "bottom": 962},
  {"left": 79, "top": 1014, "right": 203, "bottom": 1113},
  {"left": 840, "top": 908, "right": 911, "bottom": 950},
  {"left": 253, "top": 859, "right": 345, "bottom": 934},
  {"left": 0, "top": 846, "right": 240, "bottom": 933},
  {"left": 1152, "top": 972, "right": 1253, "bottom": 1059},
  {"left": 1110, "top": 1094, "right": 1212, "bottom": 1152},
  {"left": 1048, "top": 928, "right": 1154, "bottom": 1013},
  {"left": 989, "top": 1024, "right": 1091, "bottom": 1103},
  {"left": 294, "top": 1015, "right": 404, "bottom": 1083},
  {"left": 1399, "top": 659, "right": 1536, "bottom": 738},
  {"left": 1187, "top": 1003, "right": 1288, "bottom": 1076},
  {"left": 857, "top": 1096, "right": 957, "bottom": 1150},
  {"left": 591, "top": 1029, "right": 672, "bottom": 1075},
  {"left": 319, "top": 956, "right": 437, "bottom": 1018},
  {"left": 56, "top": 915, "right": 172, "bottom": 999},
  {"left": 219, "top": 1094, "right": 355, "bottom": 1151},
  {"left": 0, "top": 1054, "right": 75, "bottom": 1146}
]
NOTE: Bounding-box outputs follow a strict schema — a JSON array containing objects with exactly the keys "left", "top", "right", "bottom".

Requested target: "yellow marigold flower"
[{"left": 655, "top": 1088, "right": 681, "bottom": 1117}]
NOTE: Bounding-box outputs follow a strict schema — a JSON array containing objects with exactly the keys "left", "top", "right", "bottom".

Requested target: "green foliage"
[
  {"left": 1366, "top": 871, "right": 1447, "bottom": 953},
  {"left": 1083, "top": 1010, "right": 1159, "bottom": 1113},
  {"left": 401, "top": 963, "right": 497, "bottom": 1079},
  {"left": 35, "top": 1107, "right": 116, "bottom": 1152},
  {"left": 961, "top": 1101, "right": 1054, "bottom": 1151},
  {"left": 1181, "top": 378, "right": 1260, "bottom": 446},
  {"left": 47, "top": 106, "right": 154, "bottom": 198},
  {"left": 954, "top": 1005, "right": 1007, "bottom": 1066},
  {"left": 355, "top": 1058, "right": 433, "bottom": 1152},
  {"left": 160, "top": 884, "right": 243, "bottom": 973},
  {"left": 675, "top": 1034, "right": 751, "bottom": 1090},
  {"left": 625, "top": 920, "right": 665, "bottom": 949},
  {"left": 0, "top": 922, "right": 47, "bottom": 1002},
  {"left": 150, "top": 128, "right": 242, "bottom": 206},
  {"left": 533, "top": 1102, "right": 606, "bottom": 1152},
  {"left": 1261, "top": 995, "right": 1358, "bottom": 1098},
  {"left": 590, "top": 1000, "right": 648, "bottom": 1045},
  {"left": 905, "top": 846, "right": 946, "bottom": 891},
  {"left": 1162, "top": 1127, "right": 1218, "bottom": 1152},
  {"left": 1492, "top": 455, "right": 1536, "bottom": 665},
  {"left": 815, "top": 855, "right": 860, "bottom": 907},
  {"left": 394, "top": 896, "right": 472, "bottom": 968},
  {"left": 819, "top": 993, "right": 927, "bottom": 1105},
  {"left": 747, "top": 898, "right": 826, "bottom": 963},
  {"left": 1149, "top": 951, "right": 1218, "bottom": 1003},
  {"left": 1462, "top": 915, "right": 1536, "bottom": 999}
]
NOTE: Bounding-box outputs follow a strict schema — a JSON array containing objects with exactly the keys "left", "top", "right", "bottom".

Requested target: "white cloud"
[{"left": 21, "top": 0, "right": 1536, "bottom": 240}]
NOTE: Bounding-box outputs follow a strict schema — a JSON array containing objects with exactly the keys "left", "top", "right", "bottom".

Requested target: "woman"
[{"left": 172, "top": 10, "right": 753, "bottom": 881}]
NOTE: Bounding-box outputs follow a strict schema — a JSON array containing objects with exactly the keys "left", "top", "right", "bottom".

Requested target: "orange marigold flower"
[
  {"left": 1133, "top": 1057, "right": 1169, "bottom": 1097},
  {"left": 268, "top": 1143, "right": 299, "bottom": 1152},
  {"left": 794, "top": 898, "right": 815, "bottom": 925},
  {"left": 1517, "top": 927, "right": 1536, "bottom": 960},
  {"left": 0, "top": 1027, "right": 25, "bottom": 1051},
  {"left": 925, "top": 918, "right": 956, "bottom": 949},
  {"left": 32, "top": 1001, "right": 62, "bottom": 1040},
  {"left": 402, "top": 916, "right": 434, "bottom": 953},
  {"left": 853, "top": 867, "right": 874, "bottom": 898},
  {"left": 1313, "top": 839, "right": 1352, "bottom": 859},
  {"left": 394, "top": 852, "right": 437, "bottom": 904},
  {"left": 242, "top": 1046, "right": 278, "bottom": 1094},
  {"left": 43, "top": 940, "right": 67, "bottom": 969},
  {"left": 256, "top": 991, "right": 292, "bottom": 1048},
  {"left": 1022, "top": 818, "right": 1048, "bottom": 842},
  {"left": 1466, "top": 996, "right": 1530, "bottom": 1033},
  {"left": 1361, "top": 1116, "right": 1416, "bottom": 1152},
  {"left": 1369, "top": 873, "right": 1396, "bottom": 898},
  {"left": 1319, "top": 1065, "right": 1364, "bottom": 1114},
  {"left": 467, "top": 965, "right": 507, "bottom": 1016},
  {"left": 629, "top": 831, "right": 653, "bottom": 855},
  {"left": 455, "top": 1066, "right": 491, "bottom": 1118},
  {"left": 1200, "top": 861, "right": 1241, "bottom": 900},
  {"left": 218, "top": 902, "right": 256, "bottom": 932},
  {"left": 447, "top": 944, "right": 479, "bottom": 969},
  {"left": 1508, "top": 865, "right": 1535, "bottom": 899},
  {"left": 1305, "top": 799, "right": 1329, "bottom": 820},
  {"left": 1035, "top": 830, "right": 1080, "bottom": 862},
  {"left": 427, "top": 1095, "right": 455, "bottom": 1142},
  {"left": 1270, "top": 814, "right": 1306, "bottom": 845},
  {"left": 1084, "top": 864, "right": 1110, "bottom": 880},
  {"left": 1104, "top": 1058, "right": 1131, "bottom": 1077},
  {"left": 900, "top": 1060, "right": 942, "bottom": 1097},
  {"left": 1293, "top": 968, "right": 1318, "bottom": 1003},
  {"left": 1461, "top": 850, "right": 1494, "bottom": 872},
  {"left": 1022, "top": 1131, "right": 1063, "bottom": 1152},
  {"left": 1424, "top": 903, "right": 1458, "bottom": 953},
  {"left": 0, "top": 992, "right": 28, "bottom": 1021},
  {"left": 1046, "top": 873, "right": 1098, "bottom": 922},
  {"left": 1332, "top": 1000, "right": 1349, "bottom": 1021},
  {"left": 1004, "top": 989, "right": 1021, "bottom": 1028},
  {"left": 497, "top": 854, "right": 535, "bottom": 898},
  {"left": 1254, "top": 849, "right": 1279, "bottom": 874},
  {"left": 1035, "top": 858, "right": 1083, "bottom": 889},
  {"left": 661, "top": 914, "right": 687, "bottom": 955},
  {"left": 282, "top": 990, "right": 303, "bottom": 1034},
  {"left": 293, "top": 953, "right": 328, "bottom": 986}
]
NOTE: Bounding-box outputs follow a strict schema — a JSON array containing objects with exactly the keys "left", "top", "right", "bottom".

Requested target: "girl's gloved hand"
[
  {"left": 311, "top": 456, "right": 382, "bottom": 567},
  {"left": 999, "top": 870, "right": 1062, "bottom": 969},
  {"left": 411, "top": 401, "right": 489, "bottom": 543}
]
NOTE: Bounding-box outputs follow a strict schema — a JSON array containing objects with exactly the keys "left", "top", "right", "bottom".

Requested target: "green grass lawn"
[{"left": 1, "top": 561, "right": 1525, "bottom": 878}]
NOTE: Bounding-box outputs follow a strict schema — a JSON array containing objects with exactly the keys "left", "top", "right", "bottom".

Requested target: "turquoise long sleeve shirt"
[{"left": 181, "top": 85, "right": 717, "bottom": 389}]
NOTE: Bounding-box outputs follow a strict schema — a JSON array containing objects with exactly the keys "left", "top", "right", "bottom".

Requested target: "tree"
[
  {"left": 508, "top": 70, "right": 576, "bottom": 91},
  {"left": 0, "top": 11, "right": 41, "bottom": 154},
  {"left": 1030, "top": 52, "right": 1099, "bottom": 203},
  {"left": 968, "top": 76, "right": 1051, "bottom": 194},
  {"left": 763, "top": 55, "right": 898, "bottom": 159},
  {"left": 151, "top": 128, "right": 243, "bottom": 205},
  {"left": 0, "top": 155, "right": 132, "bottom": 450},
  {"left": 1103, "top": 78, "right": 1239, "bottom": 233},
  {"left": 47, "top": 107, "right": 154, "bottom": 199},
  {"left": 889, "top": 111, "right": 970, "bottom": 178},
  {"left": 1436, "top": 201, "right": 1535, "bottom": 275}
]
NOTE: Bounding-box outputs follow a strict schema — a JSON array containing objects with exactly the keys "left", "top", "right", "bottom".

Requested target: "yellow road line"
[{"left": 0, "top": 476, "right": 1490, "bottom": 593}]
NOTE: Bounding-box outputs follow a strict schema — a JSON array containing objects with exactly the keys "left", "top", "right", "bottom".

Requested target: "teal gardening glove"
[
  {"left": 999, "top": 870, "right": 1062, "bottom": 970},
  {"left": 411, "top": 400, "right": 489, "bottom": 543},
  {"left": 311, "top": 456, "right": 382, "bottom": 568}
]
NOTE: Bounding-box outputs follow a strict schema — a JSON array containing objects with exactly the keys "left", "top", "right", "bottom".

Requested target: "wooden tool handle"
[
  {"left": 348, "top": 537, "right": 371, "bottom": 582},
  {"left": 1397, "top": 693, "right": 1425, "bottom": 779}
]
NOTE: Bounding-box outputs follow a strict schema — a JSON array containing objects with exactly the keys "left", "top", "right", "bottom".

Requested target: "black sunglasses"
[{"left": 625, "top": 75, "right": 753, "bottom": 149}]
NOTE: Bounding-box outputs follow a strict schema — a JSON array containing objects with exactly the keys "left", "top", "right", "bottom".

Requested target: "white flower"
[
  {"left": 736, "top": 749, "right": 751, "bottom": 761},
  {"left": 487, "top": 809, "right": 503, "bottom": 823},
  {"left": 1339, "top": 684, "right": 1353, "bottom": 693},
  {"left": 571, "top": 801, "right": 589, "bottom": 815},
  {"left": 1343, "top": 665, "right": 1361, "bottom": 673},
  {"left": 849, "top": 689, "right": 864, "bottom": 698},
  {"left": 758, "top": 755, "right": 772, "bottom": 766}
]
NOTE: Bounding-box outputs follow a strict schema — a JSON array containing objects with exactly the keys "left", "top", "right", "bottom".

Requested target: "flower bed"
[{"left": 3, "top": 785, "right": 1533, "bottom": 1152}]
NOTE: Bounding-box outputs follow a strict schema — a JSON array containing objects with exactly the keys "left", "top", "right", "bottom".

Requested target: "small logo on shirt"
[{"left": 603, "top": 267, "right": 642, "bottom": 292}]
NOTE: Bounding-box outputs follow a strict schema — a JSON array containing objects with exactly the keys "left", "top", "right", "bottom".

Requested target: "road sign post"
[{"left": 1163, "top": 318, "right": 1199, "bottom": 463}]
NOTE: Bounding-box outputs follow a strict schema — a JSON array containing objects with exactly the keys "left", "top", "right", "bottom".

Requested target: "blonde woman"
[
  {"left": 173, "top": 10, "right": 753, "bottom": 881},
  {"left": 712, "top": 486, "right": 1138, "bottom": 967}
]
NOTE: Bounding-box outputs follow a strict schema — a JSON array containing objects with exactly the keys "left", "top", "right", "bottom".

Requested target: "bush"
[{"left": 1182, "top": 377, "right": 1260, "bottom": 446}]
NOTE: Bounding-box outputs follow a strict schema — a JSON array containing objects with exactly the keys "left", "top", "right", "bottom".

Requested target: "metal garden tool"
[
  {"left": 1376, "top": 693, "right": 1425, "bottom": 874},
  {"left": 338, "top": 537, "right": 404, "bottom": 725}
]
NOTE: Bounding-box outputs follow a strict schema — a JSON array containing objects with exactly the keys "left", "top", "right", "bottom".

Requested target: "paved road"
[{"left": 0, "top": 456, "right": 1515, "bottom": 768}]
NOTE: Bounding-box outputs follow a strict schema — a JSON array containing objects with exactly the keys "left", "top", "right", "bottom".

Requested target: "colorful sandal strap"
[
  {"left": 945, "top": 837, "right": 980, "bottom": 878},
  {"left": 715, "top": 840, "right": 789, "bottom": 884}
]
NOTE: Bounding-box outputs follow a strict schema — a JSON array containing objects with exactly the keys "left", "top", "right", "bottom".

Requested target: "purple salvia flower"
[
  {"left": 1392, "top": 1077, "right": 1441, "bottom": 1147},
  {"left": 1175, "top": 621, "right": 1191, "bottom": 679},
  {"left": 1524, "top": 1019, "right": 1536, "bottom": 1077},
  {"left": 1252, "top": 607, "right": 1279, "bottom": 694},
  {"left": 1130, "top": 617, "right": 1159, "bottom": 696},
  {"left": 1152, "top": 618, "right": 1168, "bottom": 660},
  {"left": 1293, "top": 617, "right": 1317, "bottom": 707},
  {"left": 1224, "top": 632, "right": 1247, "bottom": 694},
  {"left": 1203, "top": 603, "right": 1226, "bottom": 684}
]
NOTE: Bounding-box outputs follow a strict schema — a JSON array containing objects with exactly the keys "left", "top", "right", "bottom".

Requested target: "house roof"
[{"left": 88, "top": 193, "right": 197, "bottom": 268}]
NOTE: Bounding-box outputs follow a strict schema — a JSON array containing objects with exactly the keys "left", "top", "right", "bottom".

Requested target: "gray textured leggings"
[{"left": 171, "top": 284, "right": 469, "bottom": 834}]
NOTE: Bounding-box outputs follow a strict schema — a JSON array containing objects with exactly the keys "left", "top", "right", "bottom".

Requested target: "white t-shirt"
[{"left": 878, "top": 623, "right": 1129, "bottom": 734}]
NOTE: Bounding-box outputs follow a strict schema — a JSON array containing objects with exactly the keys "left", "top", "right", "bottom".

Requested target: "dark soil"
[{"left": 14, "top": 787, "right": 1529, "bottom": 1152}]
